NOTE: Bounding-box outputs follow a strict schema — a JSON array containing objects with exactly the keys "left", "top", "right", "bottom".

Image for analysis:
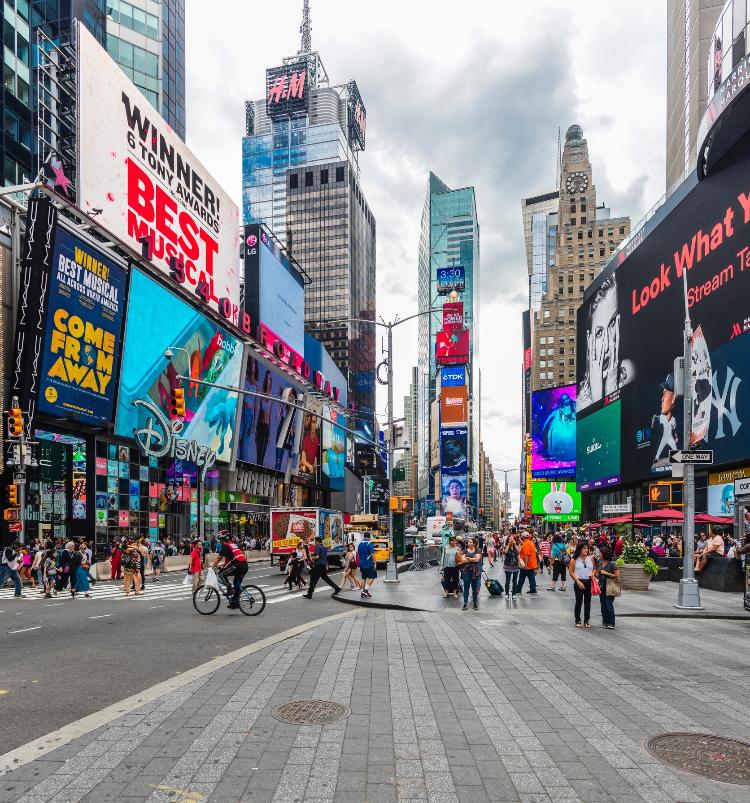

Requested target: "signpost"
[
  {"left": 602, "top": 503, "right": 631, "bottom": 514},
  {"left": 669, "top": 450, "right": 713, "bottom": 464}
]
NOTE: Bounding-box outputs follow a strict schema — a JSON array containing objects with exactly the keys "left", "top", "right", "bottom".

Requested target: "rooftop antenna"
[
  {"left": 555, "top": 126, "right": 561, "bottom": 188},
  {"left": 299, "top": 0, "right": 312, "bottom": 55}
]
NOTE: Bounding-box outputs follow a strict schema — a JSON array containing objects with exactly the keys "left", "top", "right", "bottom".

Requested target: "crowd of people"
[{"left": 1, "top": 537, "right": 96, "bottom": 599}]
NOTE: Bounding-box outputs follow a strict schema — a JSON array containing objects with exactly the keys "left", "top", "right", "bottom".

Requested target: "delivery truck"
[{"left": 270, "top": 508, "right": 344, "bottom": 570}]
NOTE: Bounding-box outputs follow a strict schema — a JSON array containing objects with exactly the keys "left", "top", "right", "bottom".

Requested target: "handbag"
[
  {"left": 517, "top": 555, "right": 527, "bottom": 570},
  {"left": 606, "top": 577, "right": 621, "bottom": 597},
  {"left": 591, "top": 575, "right": 601, "bottom": 596}
]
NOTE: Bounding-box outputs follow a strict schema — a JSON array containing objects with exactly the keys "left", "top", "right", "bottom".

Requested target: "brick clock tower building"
[{"left": 532, "top": 125, "right": 631, "bottom": 392}]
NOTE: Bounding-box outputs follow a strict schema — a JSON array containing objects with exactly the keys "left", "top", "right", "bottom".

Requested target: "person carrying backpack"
[{"left": 0, "top": 542, "right": 24, "bottom": 598}]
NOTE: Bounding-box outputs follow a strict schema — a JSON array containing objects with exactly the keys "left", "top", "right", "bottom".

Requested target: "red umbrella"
[
  {"left": 634, "top": 508, "right": 684, "bottom": 522},
  {"left": 600, "top": 514, "right": 632, "bottom": 524},
  {"left": 695, "top": 513, "right": 732, "bottom": 525}
]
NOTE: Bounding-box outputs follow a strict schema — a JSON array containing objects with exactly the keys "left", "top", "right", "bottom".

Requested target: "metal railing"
[{"left": 410, "top": 544, "right": 441, "bottom": 571}]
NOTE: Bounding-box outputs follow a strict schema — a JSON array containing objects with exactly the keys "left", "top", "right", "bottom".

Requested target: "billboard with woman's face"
[{"left": 441, "top": 475, "right": 466, "bottom": 518}]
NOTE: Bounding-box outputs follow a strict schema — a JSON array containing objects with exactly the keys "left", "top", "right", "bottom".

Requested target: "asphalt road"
[{"left": 0, "top": 560, "right": 351, "bottom": 754}]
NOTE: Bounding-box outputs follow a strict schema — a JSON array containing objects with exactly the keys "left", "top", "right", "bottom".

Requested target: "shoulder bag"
[{"left": 606, "top": 576, "right": 621, "bottom": 597}]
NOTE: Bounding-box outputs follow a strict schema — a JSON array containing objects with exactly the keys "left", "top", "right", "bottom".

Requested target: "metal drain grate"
[
  {"left": 272, "top": 700, "right": 350, "bottom": 726},
  {"left": 645, "top": 733, "right": 750, "bottom": 784}
]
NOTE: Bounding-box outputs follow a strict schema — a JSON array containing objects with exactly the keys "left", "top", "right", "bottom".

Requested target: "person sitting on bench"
[{"left": 695, "top": 531, "right": 725, "bottom": 573}]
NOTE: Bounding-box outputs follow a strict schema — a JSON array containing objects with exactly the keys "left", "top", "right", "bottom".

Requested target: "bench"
[
  {"left": 655, "top": 556, "right": 684, "bottom": 582},
  {"left": 696, "top": 556, "right": 745, "bottom": 592}
]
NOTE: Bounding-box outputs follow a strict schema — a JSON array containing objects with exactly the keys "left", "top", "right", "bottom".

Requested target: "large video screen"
[
  {"left": 440, "top": 474, "right": 467, "bottom": 518},
  {"left": 531, "top": 384, "right": 576, "bottom": 478},
  {"left": 576, "top": 400, "right": 621, "bottom": 490},
  {"left": 259, "top": 232, "right": 304, "bottom": 354},
  {"left": 440, "top": 425, "right": 468, "bottom": 476},
  {"left": 115, "top": 268, "right": 243, "bottom": 463},
  {"left": 531, "top": 480, "right": 581, "bottom": 522},
  {"left": 322, "top": 405, "right": 346, "bottom": 491}
]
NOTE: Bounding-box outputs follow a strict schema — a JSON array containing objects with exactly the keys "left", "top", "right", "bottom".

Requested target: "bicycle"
[{"left": 192, "top": 567, "right": 266, "bottom": 616}]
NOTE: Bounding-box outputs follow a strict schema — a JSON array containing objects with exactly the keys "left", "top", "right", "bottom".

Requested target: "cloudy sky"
[{"left": 184, "top": 0, "right": 667, "bottom": 506}]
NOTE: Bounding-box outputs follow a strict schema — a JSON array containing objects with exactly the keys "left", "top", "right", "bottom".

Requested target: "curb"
[{"left": 0, "top": 609, "right": 359, "bottom": 778}]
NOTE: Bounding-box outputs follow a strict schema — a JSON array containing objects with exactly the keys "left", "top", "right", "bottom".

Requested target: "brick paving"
[{"left": 2, "top": 610, "right": 749, "bottom": 802}]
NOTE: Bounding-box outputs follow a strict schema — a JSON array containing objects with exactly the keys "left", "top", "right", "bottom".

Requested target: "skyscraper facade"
[{"left": 417, "top": 173, "right": 480, "bottom": 510}]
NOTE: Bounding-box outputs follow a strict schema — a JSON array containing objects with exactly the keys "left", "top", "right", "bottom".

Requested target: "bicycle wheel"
[
  {"left": 193, "top": 584, "right": 220, "bottom": 615},
  {"left": 237, "top": 584, "right": 266, "bottom": 616}
]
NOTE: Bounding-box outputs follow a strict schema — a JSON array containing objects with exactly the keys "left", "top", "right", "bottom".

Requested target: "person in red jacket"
[
  {"left": 110, "top": 541, "right": 123, "bottom": 582},
  {"left": 189, "top": 539, "right": 204, "bottom": 592}
]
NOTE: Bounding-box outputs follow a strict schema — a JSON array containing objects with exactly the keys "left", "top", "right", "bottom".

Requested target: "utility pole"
[{"left": 384, "top": 321, "right": 398, "bottom": 582}]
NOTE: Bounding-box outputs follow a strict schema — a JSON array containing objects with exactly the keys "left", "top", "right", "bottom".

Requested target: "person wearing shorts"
[
  {"left": 549, "top": 534, "right": 568, "bottom": 592},
  {"left": 357, "top": 533, "right": 377, "bottom": 599}
]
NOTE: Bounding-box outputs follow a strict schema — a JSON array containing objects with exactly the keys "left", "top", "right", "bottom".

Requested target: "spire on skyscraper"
[{"left": 299, "top": 0, "right": 312, "bottom": 55}]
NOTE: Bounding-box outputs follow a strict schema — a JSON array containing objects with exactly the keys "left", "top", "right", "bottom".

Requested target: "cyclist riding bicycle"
[{"left": 212, "top": 531, "right": 248, "bottom": 609}]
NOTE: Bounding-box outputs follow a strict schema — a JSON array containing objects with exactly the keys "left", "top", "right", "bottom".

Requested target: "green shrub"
[
  {"left": 642, "top": 557, "right": 660, "bottom": 577},
  {"left": 622, "top": 540, "right": 648, "bottom": 564}
]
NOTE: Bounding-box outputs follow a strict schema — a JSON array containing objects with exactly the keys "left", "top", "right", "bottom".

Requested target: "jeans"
[
  {"left": 574, "top": 578, "right": 592, "bottom": 624},
  {"left": 516, "top": 568, "right": 537, "bottom": 593},
  {"left": 0, "top": 565, "right": 22, "bottom": 596},
  {"left": 600, "top": 591, "right": 616, "bottom": 626},
  {"left": 504, "top": 569, "right": 519, "bottom": 596},
  {"left": 462, "top": 571, "right": 481, "bottom": 605}
]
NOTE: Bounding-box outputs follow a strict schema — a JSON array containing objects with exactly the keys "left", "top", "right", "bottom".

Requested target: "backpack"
[{"left": 1, "top": 547, "right": 15, "bottom": 566}]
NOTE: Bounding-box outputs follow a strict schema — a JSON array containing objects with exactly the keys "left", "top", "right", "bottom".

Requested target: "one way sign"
[{"left": 669, "top": 450, "right": 713, "bottom": 464}]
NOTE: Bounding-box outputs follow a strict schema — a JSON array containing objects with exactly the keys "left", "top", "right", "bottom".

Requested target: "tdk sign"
[{"left": 441, "top": 366, "right": 466, "bottom": 387}]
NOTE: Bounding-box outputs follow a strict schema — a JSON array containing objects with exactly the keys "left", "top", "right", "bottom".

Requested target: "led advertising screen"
[
  {"left": 440, "top": 426, "right": 468, "bottom": 476},
  {"left": 237, "top": 354, "right": 301, "bottom": 474},
  {"left": 38, "top": 227, "right": 126, "bottom": 425},
  {"left": 578, "top": 139, "right": 750, "bottom": 485},
  {"left": 115, "top": 268, "right": 243, "bottom": 463},
  {"left": 76, "top": 26, "right": 241, "bottom": 321},
  {"left": 531, "top": 384, "right": 576, "bottom": 478},
  {"left": 708, "top": 467, "right": 750, "bottom": 516},
  {"left": 298, "top": 397, "right": 322, "bottom": 485},
  {"left": 346, "top": 79, "right": 366, "bottom": 150},
  {"left": 576, "top": 400, "right": 621, "bottom": 490},
  {"left": 440, "top": 366, "right": 466, "bottom": 387},
  {"left": 442, "top": 302, "right": 464, "bottom": 332},
  {"left": 531, "top": 480, "right": 581, "bottom": 522},
  {"left": 436, "top": 329, "right": 470, "bottom": 365},
  {"left": 441, "top": 474, "right": 466, "bottom": 518},
  {"left": 437, "top": 265, "right": 465, "bottom": 293},
  {"left": 266, "top": 61, "right": 309, "bottom": 119},
  {"left": 322, "top": 406, "right": 346, "bottom": 491},
  {"left": 440, "top": 386, "right": 468, "bottom": 425}
]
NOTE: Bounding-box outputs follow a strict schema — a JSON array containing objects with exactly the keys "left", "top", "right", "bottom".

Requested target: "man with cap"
[
  {"left": 304, "top": 535, "right": 341, "bottom": 599},
  {"left": 212, "top": 530, "right": 248, "bottom": 609},
  {"left": 652, "top": 373, "right": 678, "bottom": 467}
]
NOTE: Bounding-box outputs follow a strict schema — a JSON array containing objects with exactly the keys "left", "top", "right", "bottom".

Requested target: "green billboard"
[{"left": 531, "top": 481, "right": 581, "bottom": 522}]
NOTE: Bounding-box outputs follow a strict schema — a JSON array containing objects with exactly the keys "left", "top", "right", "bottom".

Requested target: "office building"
[
  {"left": 531, "top": 125, "right": 630, "bottom": 392},
  {"left": 522, "top": 191, "right": 559, "bottom": 318},
  {"left": 666, "top": 0, "right": 723, "bottom": 191},
  {"left": 416, "top": 173, "right": 480, "bottom": 510}
]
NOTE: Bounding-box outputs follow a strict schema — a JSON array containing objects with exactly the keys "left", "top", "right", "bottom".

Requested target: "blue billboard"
[
  {"left": 115, "top": 268, "right": 244, "bottom": 464},
  {"left": 39, "top": 227, "right": 126, "bottom": 425},
  {"left": 437, "top": 265, "right": 465, "bottom": 293},
  {"left": 440, "top": 366, "right": 466, "bottom": 387}
]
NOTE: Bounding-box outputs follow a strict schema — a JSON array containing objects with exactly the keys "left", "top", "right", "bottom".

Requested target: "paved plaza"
[{"left": 1, "top": 605, "right": 749, "bottom": 803}]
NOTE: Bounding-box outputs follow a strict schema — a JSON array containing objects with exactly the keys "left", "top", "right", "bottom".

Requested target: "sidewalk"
[
  {"left": 1, "top": 608, "right": 749, "bottom": 802},
  {"left": 332, "top": 564, "right": 750, "bottom": 619}
]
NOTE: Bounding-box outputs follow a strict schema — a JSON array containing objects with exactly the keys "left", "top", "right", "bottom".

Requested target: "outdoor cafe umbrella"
[
  {"left": 694, "top": 513, "right": 732, "bottom": 525},
  {"left": 633, "top": 508, "right": 684, "bottom": 522}
]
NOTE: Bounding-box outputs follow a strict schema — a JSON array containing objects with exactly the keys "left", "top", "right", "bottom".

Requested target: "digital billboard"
[
  {"left": 441, "top": 474, "right": 466, "bottom": 518},
  {"left": 440, "top": 426, "right": 468, "bottom": 476},
  {"left": 576, "top": 400, "right": 621, "bottom": 490},
  {"left": 440, "top": 366, "right": 466, "bottom": 387},
  {"left": 436, "top": 329, "right": 470, "bottom": 365},
  {"left": 531, "top": 481, "right": 581, "bottom": 522},
  {"left": 442, "top": 302, "right": 464, "bottom": 332},
  {"left": 440, "top": 386, "right": 468, "bottom": 424},
  {"left": 346, "top": 80, "right": 366, "bottom": 150},
  {"left": 76, "top": 25, "right": 241, "bottom": 320},
  {"left": 437, "top": 266, "right": 465, "bottom": 293},
  {"left": 708, "top": 467, "right": 750, "bottom": 516},
  {"left": 578, "top": 137, "right": 750, "bottom": 485},
  {"left": 322, "top": 406, "right": 346, "bottom": 491},
  {"left": 115, "top": 268, "right": 243, "bottom": 464},
  {"left": 298, "top": 397, "right": 322, "bottom": 485},
  {"left": 531, "top": 384, "right": 576, "bottom": 478},
  {"left": 39, "top": 228, "right": 126, "bottom": 425},
  {"left": 266, "top": 61, "right": 309, "bottom": 119}
]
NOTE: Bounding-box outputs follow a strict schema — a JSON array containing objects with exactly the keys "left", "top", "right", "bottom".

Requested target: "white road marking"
[
  {"left": 89, "top": 614, "right": 114, "bottom": 619},
  {"left": 44, "top": 603, "right": 65, "bottom": 607},
  {"left": 8, "top": 626, "right": 41, "bottom": 634},
  {"left": 149, "top": 605, "right": 165, "bottom": 609}
]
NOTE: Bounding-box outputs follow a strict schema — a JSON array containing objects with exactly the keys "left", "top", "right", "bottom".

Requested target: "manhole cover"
[
  {"left": 272, "top": 700, "right": 350, "bottom": 726},
  {"left": 645, "top": 733, "right": 750, "bottom": 784}
]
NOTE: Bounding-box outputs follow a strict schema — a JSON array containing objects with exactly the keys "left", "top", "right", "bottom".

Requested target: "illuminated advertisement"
[
  {"left": 437, "top": 265, "right": 465, "bottom": 293},
  {"left": 440, "top": 425, "right": 468, "bottom": 476},
  {"left": 436, "top": 329, "right": 470, "bottom": 365},
  {"left": 708, "top": 467, "right": 750, "bottom": 516},
  {"left": 39, "top": 227, "right": 126, "bottom": 425},
  {"left": 440, "top": 366, "right": 466, "bottom": 387},
  {"left": 266, "top": 61, "right": 309, "bottom": 119},
  {"left": 115, "top": 268, "right": 243, "bottom": 463},
  {"left": 576, "top": 401, "right": 621, "bottom": 490},
  {"left": 346, "top": 79, "right": 366, "bottom": 150},
  {"left": 299, "top": 397, "right": 322, "bottom": 484},
  {"left": 440, "top": 386, "right": 468, "bottom": 425},
  {"left": 531, "top": 385, "right": 576, "bottom": 479},
  {"left": 441, "top": 474, "right": 466, "bottom": 518},
  {"left": 442, "top": 302, "right": 464, "bottom": 332},
  {"left": 237, "top": 354, "right": 301, "bottom": 475},
  {"left": 322, "top": 405, "right": 346, "bottom": 491},
  {"left": 76, "top": 25, "right": 241, "bottom": 320},
  {"left": 531, "top": 481, "right": 581, "bottom": 522}
]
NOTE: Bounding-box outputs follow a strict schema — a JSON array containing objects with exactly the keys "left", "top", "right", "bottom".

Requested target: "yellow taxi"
[{"left": 371, "top": 539, "right": 391, "bottom": 565}]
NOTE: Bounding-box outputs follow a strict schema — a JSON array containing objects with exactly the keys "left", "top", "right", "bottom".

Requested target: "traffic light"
[
  {"left": 169, "top": 386, "right": 186, "bottom": 419},
  {"left": 6, "top": 484, "right": 18, "bottom": 506},
  {"left": 649, "top": 483, "right": 672, "bottom": 504},
  {"left": 7, "top": 407, "right": 23, "bottom": 438}
]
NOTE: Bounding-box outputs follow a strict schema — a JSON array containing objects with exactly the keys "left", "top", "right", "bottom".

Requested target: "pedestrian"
[
  {"left": 356, "top": 532, "right": 377, "bottom": 599},
  {"left": 598, "top": 546, "right": 619, "bottom": 629},
  {"left": 341, "top": 543, "right": 361, "bottom": 591},
  {"left": 548, "top": 533, "right": 569, "bottom": 592},
  {"left": 31, "top": 546, "right": 45, "bottom": 593},
  {"left": 303, "top": 536, "right": 341, "bottom": 598},
  {"left": 69, "top": 543, "right": 82, "bottom": 598},
  {"left": 42, "top": 549, "right": 57, "bottom": 597},
  {"left": 189, "top": 539, "right": 204, "bottom": 592},
  {"left": 55, "top": 542, "right": 75, "bottom": 594},
  {"left": 440, "top": 535, "right": 461, "bottom": 599},
  {"left": 110, "top": 540, "right": 122, "bottom": 581},
  {"left": 486, "top": 534, "right": 497, "bottom": 567},
  {"left": 569, "top": 541, "right": 595, "bottom": 629},
  {"left": 0, "top": 542, "right": 24, "bottom": 598},
  {"left": 516, "top": 530, "right": 539, "bottom": 594},
  {"left": 459, "top": 536, "right": 482, "bottom": 610},
  {"left": 502, "top": 533, "right": 520, "bottom": 600},
  {"left": 122, "top": 542, "right": 143, "bottom": 597},
  {"left": 151, "top": 541, "right": 165, "bottom": 581},
  {"left": 137, "top": 538, "right": 149, "bottom": 590},
  {"left": 18, "top": 547, "right": 36, "bottom": 589},
  {"left": 539, "top": 534, "right": 552, "bottom": 575},
  {"left": 74, "top": 544, "right": 92, "bottom": 598}
]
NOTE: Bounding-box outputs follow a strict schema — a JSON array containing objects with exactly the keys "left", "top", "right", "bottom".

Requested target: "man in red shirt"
[
  {"left": 212, "top": 532, "right": 248, "bottom": 608},
  {"left": 189, "top": 539, "right": 204, "bottom": 593},
  {"left": 614, "top": 535, "right": 624, "bottom": 558}
]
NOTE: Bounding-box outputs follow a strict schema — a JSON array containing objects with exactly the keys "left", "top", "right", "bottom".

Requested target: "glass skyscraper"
[{"left": 417, "top": 173, "right": 480, "bottom": 510}]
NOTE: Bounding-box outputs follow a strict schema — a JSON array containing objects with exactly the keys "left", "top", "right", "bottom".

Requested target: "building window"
[
  {"left": 289, "top": 174, "right": 298, "bottom": 189},
  {"left": 336, "top": 166, "right": 345, "bottom": 182},
  {"left": 620, "top": 226, "right": 625, "bottom": 234},
  {"left": 581, "top": 216, "right": 586, "bottom": 224},
  {"left": 305, "top": 171, "right": 313, "bottom": 187},
  {"left": 570, "top": 218, "right": 576, "bottom": 225},
  {"left": 320, "top": 169, "right": 328, "bottom": 184}
]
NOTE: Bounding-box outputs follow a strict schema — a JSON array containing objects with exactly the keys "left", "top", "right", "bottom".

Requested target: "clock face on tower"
[{"left": 566, "top": 171, "right": 588, "bottom": 193}]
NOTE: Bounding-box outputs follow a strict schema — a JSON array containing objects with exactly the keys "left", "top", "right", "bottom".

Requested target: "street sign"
[
  {"left": 13, "top": 471, "right": 26, "bottom": 485},
  {"left": 602, "top": 504, "right": 631, "bottom": 514},
  {"left": 8, "top": 521, "right": 22, "bottom": 532},
  {"left": 669, "top": 450, "right": 713, "bottom": 464},
  {"left": 735, "top": 477, "right": 750, "bottom": 497}
]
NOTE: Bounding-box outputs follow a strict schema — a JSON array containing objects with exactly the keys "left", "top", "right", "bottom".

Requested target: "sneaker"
[
  {"left": 361, "top": 592, "right": 368, "bottom": 599},
  {"left": 547, "top": 587, "right": 556, "bottom": 591},
  {"left": 511, "top": 595, "right": 517, "bottom": 600},
  {"left": 363, "top": 589, "right": 372, "bottom": 598},
  {"left": 332, "top": 587, "right": 341, "bottom": 595},
  {"left": 606, "top": 625, "right": 615, "bottom": 630},
  {"left": 303, "top": 594, "right": 313, "bottom": 599},
  {"left": 462, "top": 604, "right": 468, "bottom": 611},
  {"left": 527, "top": 591, "right": 538, "bottom": 594},
  {"left": 13, "top": 594, "right": 26, "bottom": 599},
  {"left": 472, "top": 604, "right": 478, "bottom": 610}
]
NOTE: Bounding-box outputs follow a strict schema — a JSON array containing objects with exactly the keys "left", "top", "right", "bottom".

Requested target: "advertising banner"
[
  {"left": 442, "top": 302, "right": 464, "bottom": 332},
  {"left": 322, "top": 405, "right": 346, "bottom": 491},
  {"left": 441, "top": 474, "right": 467, "bottom": 518},
  {"left": 298, "top": 397, "right": 322, "bottom": 485},
  {"left": 576, "top": 400, "right": 621, "bottom": 490},
  {"left": 708, "top": 467, "right": 750, "bottom": 516},
  {"left": 76, "top": 25, "right": 241, "bottom": 320},
  {"left": 436, "top": 329, "right": 470, "bottom": 365},
  {"left": 38, "top": 228, "right": 126, "bottom": 424},
  {"left": 440, "top": 366, "right": 466, "bottom": 387},
  {"left": 531, "top": 384, "right": 576, "bottom": 478},
  {"left": 531, "top": 480, "right": 581, "bottom": 522},
  {"left": 354, "top": 443, "right": 377, "bottom": 472},
  {"left": 266, "top": 61, "right": 309, "bottom": 119},
  {"left": 270, "top": 509, "right": 316, "bottom": 553},
  {"left": 430, "top": 399, "right": 440, "bottom": 469},
  {"left": 440, "top": 425, "right": 468, "bottom": 475},
  {"left": 440, "top": 386, "right": 468, "bottom": 425},
  {"left": 115, "top": 268, "right": 243, "bottom": 464},
  {"left": 437, "top": 266, "right": 465, "bottom": 293},
  {"left": 346, "top": 79, "right": 366, "bottom": 150}
]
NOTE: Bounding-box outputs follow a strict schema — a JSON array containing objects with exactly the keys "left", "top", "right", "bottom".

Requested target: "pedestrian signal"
[
  {"left": 170, "top": 387, "right": 186, "bottom": 419},
  {"left": 6, "top": 484, "right": 18, "bottom": 506},
  {"left": 7, "top": 407, "right": 23, "bottom": 437},
  {"left": 648, "top": 483, "right": 671, "bottom": 504}
]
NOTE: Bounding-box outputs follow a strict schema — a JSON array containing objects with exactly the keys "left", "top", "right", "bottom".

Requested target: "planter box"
[{"left": 619, "top": 563, "right": 651, "bottom": 591}]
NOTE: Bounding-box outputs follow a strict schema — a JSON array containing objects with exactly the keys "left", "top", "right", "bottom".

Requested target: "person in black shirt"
[
  {"left": 304, "top": 536, "right": 341, "bottom": 599},
  {"left": 212, "top": 532, "right": 249, "bottom": 608}
]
